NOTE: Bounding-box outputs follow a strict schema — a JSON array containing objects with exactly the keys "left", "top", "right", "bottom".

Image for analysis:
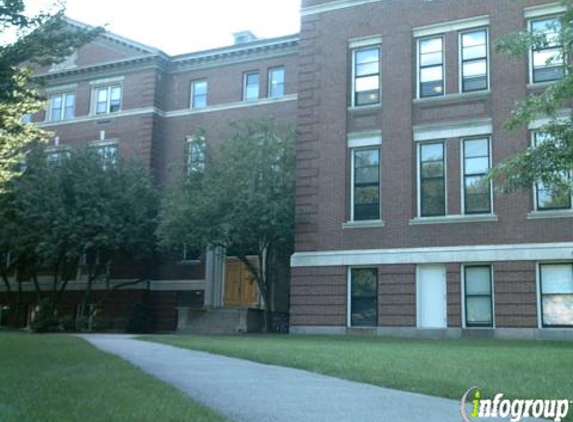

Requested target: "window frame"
[
  {"left": 190, "top": 79, "right": 208, "bottom": 109},
  {"left": 243, "top": 71, "right": 260, "bottom": 101},
  {"left": 461, "top": 137, "right": 493, "bottom": 215},
  {"left": 347, "top": 267, "right": 379, "bottom": 328},
  {"left": 528, "top": 15, "right": 565, "bottom": 85},
  {"left": 92, "top": 84, "right": 122, "bottom": 115},
  {"left": 462, "top": 265, "right": 495, "bottom": 328},
  {"left": 351, "top": 46, "right": 381, "bottom": 107},
  {"left": 47, "top": 92, "right": 76, "bottom": 122},
  {"left": 538, "top": 262, "right": 573, "bottom": 328},
  {"left": 268, "top": 67, "right": 285, "bottom": 99},
  {"left": 351, "top": 147, "right": 381, "bottom": 222},
  {"left": 458, "top": 27, "right": 490, "bottom": 93},
  {"left": 186, "top": 136, "right": 206, "bottom": 175},
  {"left": 417, "top": 141, "right": 447, "bottom": 218},
  {"left": 417, "top": 35, "right": 445, "bottom": 99},
  {"left": 90, "top": 141, "right": 119, "bottom": 170},
  {"left": 531, "top": 132, "right": 573, "bottom": 211}
]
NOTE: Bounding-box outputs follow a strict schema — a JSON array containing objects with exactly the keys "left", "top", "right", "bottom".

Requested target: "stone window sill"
[
  {"left": 342, "top": 219, "right": 386, "bottom": 229},
  {"left": 409, "top": 214, "right": 498, "bottom": 225},
  {"left": 527, "top": 210, "right": 573, "bottom": 220}
]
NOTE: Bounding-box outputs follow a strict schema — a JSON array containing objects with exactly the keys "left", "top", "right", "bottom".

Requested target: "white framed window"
[
  {"left": 352, "top": 47, "right": 381, "bottom": 107},
  {"left": 93, "top": 85, "right": 122, "bottom": 115},
  {"left": 243, "top": 71, "right": 259, "bottom": 101},
  {"left": 48, "top": 93, "right": 75, "bottom": 122},
  {"left": 418, "top": 142, "right": 446, "bottom": 217},
  {"left": 417, "top": 36, "right": 444, "bottom": 98},
  {"left": 463, "top": 265, "right": 494, "bottom": 328},
  {"left": 46, "top": 148, "right": 71, "bottom": 166},
  {"left": 91, "top": 142, "right": 118, "bottom": 170},
  {"left": 529, "top": 16, "right": 565, "bottom": 84},
  {"left": 462, "top": 137, "right": 492, "bottom": 215},
  {"left": 351, "top": 148, "right": 380, "bottom": 221},
  {"left": 187, "top": 136, "right": 206, "bottom": 174},
  {"left": 348, "top": 267, "right": 378, "bottom": 327},
  {"left": 539, "top": 263, "right": 573, "bottom": 327},
  {"left": 268, "top": 67, "right": 285, "bottom": 98},
  {"left": 191, "top": 80, "right": 208, "bottom": 109},
  {"left": 459, "top": 28, "right": 489, "bottom": 92},
  {"left": 532, "top": 132, "right": 572, "bottom": 211}
]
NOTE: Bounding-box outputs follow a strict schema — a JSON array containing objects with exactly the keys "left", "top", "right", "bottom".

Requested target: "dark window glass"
[
  {"left": 353, "top": 148, "right": 380, "bottom": 221},
  {"left": 540, "top": 264, "right": 573, "bottom": 327},
  {"left": 531, "top": 17, "right": 565, "bottom": 83},
  {"left": 465, "top": 266, "right": 493, "bottom": 327},
  {"left": 350, "top": 268, "right": 378, "bottom": 327},
  {"left": 461, "top": 29, "right": 488, "bottom": 92},
  {"left": 420, "top": 142, "right": 445, "bottom": 216},
  {"left": 419, "top": 36, "right": 444, "bottom": 98},
  {"left": 354, "top": 48, "right": 380, "bottom": 106},
  {"left": 463, "top": 138, "right": 491, "bottom": 214},
  {"left": 188, "top": 137, "right": 206, "bottom": 174}
]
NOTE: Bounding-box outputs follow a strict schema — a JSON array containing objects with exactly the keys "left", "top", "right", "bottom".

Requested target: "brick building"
[
  {"left": 1, "top": 0, "right": 572, "bottom": 337},
  {"left": 290, "top": 0, "right": 573, "bottom": 339}
]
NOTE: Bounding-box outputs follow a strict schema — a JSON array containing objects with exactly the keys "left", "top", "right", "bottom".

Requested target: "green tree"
[
  {"left": 0, "top": 1, "right": 101, "bottom": 187},
  {"left": 158, "top": 119, "right": 296, "bottom": 331},
  {"left": 0, "top": 146, "right": 159, "bottom": 330},
  {"left": 491, "top": 0, "right": 573, "bottom": 194}
]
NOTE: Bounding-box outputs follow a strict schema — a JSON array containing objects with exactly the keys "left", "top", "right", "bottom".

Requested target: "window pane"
[
  {"left": 356, "top": 61, "right": 380, "bottom": 77},
  {"left": 465, "top": 157, "right": 489, "bottom": 175},
  {"left": 420, "top": 66, "right": 443, "bottom": 82},
  {"left": 465, "top": 138, "right": 489, "bottom": 157},
  {"left": 355, "top": 186, "right": 379, "bottom": 205},
  {"left": 420, "top": 51, "right": 443, "bottom": 67},
  {"left": 97, "top": 88, "right": 108, "bottom": 103},
  {"left": 420, "top": 37, "right": 442, "bottom": 54},
  {"left": 194, "top": 81, "right": 207, "bottom": 96},
  {"left": 269, "top": 69, "right": 285, "bottom": 98},
  {"left": 463, "top": 60, "right": 487, "bottom": 78},
  {"left": 534, "top": 49, "right": 564, "bottom": 67},
  {"left": 351, "top": 268, "right": 377, "bottom": 327},
  {"left": 542, "top": 295, "right": 573, "bottom": 326},
  {"left": 64, "top": 94, "right": 75, "bottom": 119},
  {"left": 356, "top": 91, "right": 380, "bottom": 106},
  {"left": 421, "top": 179, "right": 445, "bottom": 216},
  {"left": 421, "top": 143, "right": 443, "bottom": 162},
  {"left": 467, "top": 297, "right": 493, "bottom": 324},
  {"left": 356, "top": 49, "right": 379, "bottom": 66},
  {"left": 355, "top": 75, "right": 379, "bottom": 92},
  {"left": 537, "top": 182, "right": 572, "bottom": 209},
  {"left": 463, "top": 45, "right": 487, "bottom": 60},
  {"left": 421, "top": 161, "right": 444, "bottom": 178},
  {"left": 355, "top": 167, "right": 379, "bottom": 184},
  {"left": 110, "top": 86, "right": 121, "bottom": 101},
  {"left": 462, "top": 30, "right": 486, "bottom": 48},
  {"left": 466, "top": 267, "right": 491, "bottom": 295},
  {"left": 541, "top": 265, "right": 573, "bottom": 294},
  {"left": 355, "top": 149, "right": 379, "bottom": 167},
  {"left": 245, "top": 73, "right": 259, "bottom": 100}
]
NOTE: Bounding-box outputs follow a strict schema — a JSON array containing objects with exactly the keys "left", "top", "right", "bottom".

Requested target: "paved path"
[{"left": 78, "top": 335, "right": 543, "bottom": 422}]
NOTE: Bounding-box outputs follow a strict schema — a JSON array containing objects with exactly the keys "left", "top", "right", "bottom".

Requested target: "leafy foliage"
[
  {"left": 158, "top": 119, "right": 296, "bottom": 329},
  {"left": 0, "top": 1, "right": 102, "bottom": 187},
  {"left": 491, "top": 0, "right": 573, "bottom": 192}
]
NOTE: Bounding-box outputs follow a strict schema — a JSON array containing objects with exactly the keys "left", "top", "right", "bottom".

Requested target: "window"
[
  {"left": 533, "top": 133, "right": 572, "bottom": 210},
  {"left": 350, "top": 268, "right": 378, "bottom": 327},
  {"left": 464, "top": 266, "right": 494, "bottom": 327},
  {"left": 462, "top": 138, "right": 492, "bottom": 214},
  {"left": 419, "top": 142, "right": 446, "bottom": 217},
  {"left": 191, "top": 80, "right": 208, "bottom": 109},
  {"left": 48, "top": 93, "right": 75, "bottom": 122},
  {"left": 530, "top": 16, "right": 565, "bottom": 83},
  {"left": 187, "top": 137, "right": 206, "bottom": 174},
  {"left": 352, "top": 47, "right": 380, "bottom": 106},
  {"left": 93, "top": 143, "right": 118, "bottom": 170},
  {"left": 46, "top": 149, "right": 70, "bottom": 166},
  {"left": 352, "top": 148, "right": 380, "bottom": 221},
  {"left": 243, "top": 72, "right": 259, "bottom": 101},
  {"left": 94, "top": 85, "right": 121, "bottom": 114},
  {"left": 460, "top": 28, "right": 488, "bottom": 92},
  {"left": 418, "top": 36, "right": 444, "bottom": 98},
  {"left": 268, "top": 67, "right": 285, "bottom": 98},
  {"left": 539, "top": 264, "right": 573, "bottom": 327}
]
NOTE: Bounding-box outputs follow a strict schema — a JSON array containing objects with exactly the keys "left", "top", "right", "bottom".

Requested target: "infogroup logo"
[{"left": 461, "top": 387, "right": 571, "bottom": 422}]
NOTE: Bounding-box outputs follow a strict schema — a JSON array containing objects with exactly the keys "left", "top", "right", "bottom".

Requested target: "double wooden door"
[{"left": 224, "top": 258, "right": 261, "bottom": 308}]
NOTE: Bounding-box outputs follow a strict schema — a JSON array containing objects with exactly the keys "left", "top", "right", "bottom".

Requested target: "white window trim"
[
  {"left": 413, "top": 15, "right": 490, "bottom": 38},
  {"left": 243, "top": 71, "right": 259, "bottom": 101},
  {"left": 348, "top": 35, "right": 382, "bottom": 49},
  {"left": 47, "top": 92, "right": 75, "bottom": 123},
  {"left": 461, "top": 264, "right": 496, "bottom": 329},
  {"left": 417, "top": 140, "right": 448, "bottom": 218},
  {"left": 91, "top": 84, "right": 123, "bottom": 116},
  {"left": 528, "top": 14, "right": 564, "bottom": 86},
  {"left": 267, "top": 67, "right": 285, "bottom": 99},
  {"left": 413, "top": 118, "right": 493, "bottom": 142},
  {"left": 524, "top": 3, "right": 566, "bottom": 19},
  {"left": 458, "top": 27, "right": 491, "bottom": 94},
  {"left": 460, "top": 136, "right": 494, "bottom": 216},
  {"left": 350, "top": 45, "right": 382, "bottom": 108},
  {"left": 530, "top": 131, "right": 573, "bottom": 212},
  {"left": 350, "top": 146, "right": 382, "bottom": 223},
  {"left": 347, "top": 130, "right": 382, "bottom": 148},
  {"left": 190, "top": 79, "right": 208, "bottom": 109},
  {"left": 416, "top": 35, "right": 446, "bottom": 99}
]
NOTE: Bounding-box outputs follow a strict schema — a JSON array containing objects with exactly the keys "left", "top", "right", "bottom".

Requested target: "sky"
[{"left": 23, "top": 0, "right": 301, "bottom": 55}]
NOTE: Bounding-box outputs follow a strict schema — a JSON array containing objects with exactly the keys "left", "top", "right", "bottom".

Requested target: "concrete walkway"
[{"left": 78, "top": 335, "right": 543, "bottom": 422}]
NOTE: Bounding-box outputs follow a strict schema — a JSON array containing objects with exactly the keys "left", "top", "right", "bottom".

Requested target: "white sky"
[{"left": 24, "top": 0, "right": 302, "bottom": 55}]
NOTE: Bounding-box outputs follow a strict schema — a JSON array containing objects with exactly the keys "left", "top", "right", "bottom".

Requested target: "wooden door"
[{"left": 224, "top": 258, "right": 261, "bottom": 308}]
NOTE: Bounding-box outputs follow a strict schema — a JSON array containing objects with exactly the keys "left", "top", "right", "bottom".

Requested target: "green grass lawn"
[
  {"left": 142, "top": 334, "right": 573, "bottom": 416},
  {"left": 0, "top": 332, "right": 225, "bottom": 422}
]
